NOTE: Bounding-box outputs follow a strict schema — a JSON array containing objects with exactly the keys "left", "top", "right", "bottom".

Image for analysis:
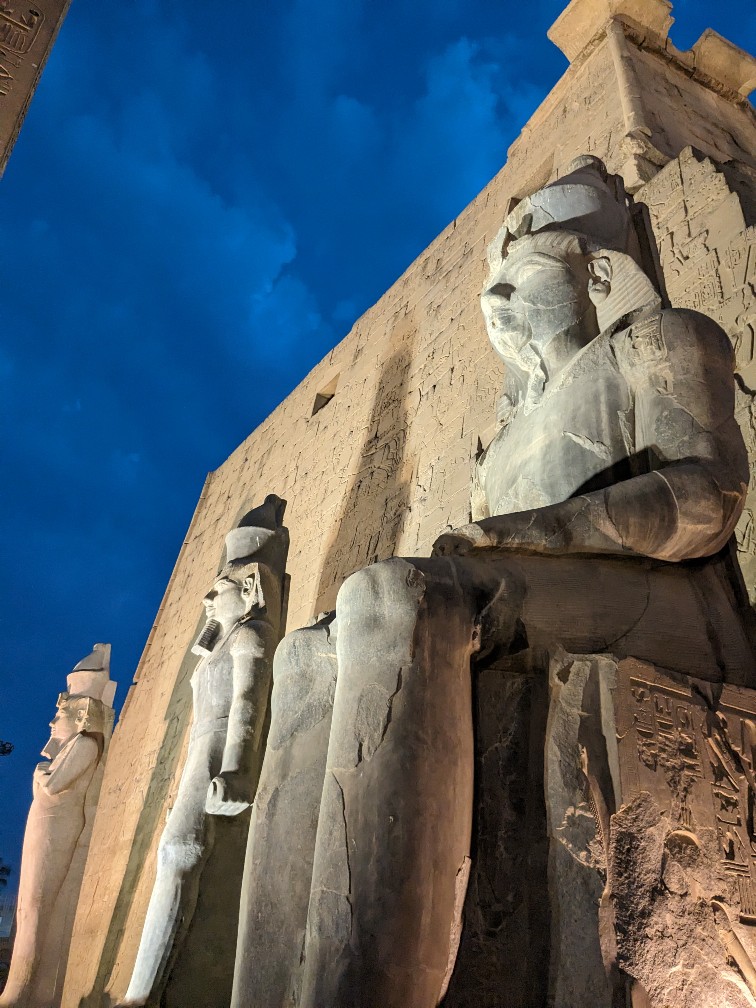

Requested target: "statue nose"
[{"left": 484, "top": 282, "right": 515, "bottom": 304}]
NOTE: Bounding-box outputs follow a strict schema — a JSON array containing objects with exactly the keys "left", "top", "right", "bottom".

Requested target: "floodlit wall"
[{"left": 62, "top": 2, "right": 756, "bottom": 1005}]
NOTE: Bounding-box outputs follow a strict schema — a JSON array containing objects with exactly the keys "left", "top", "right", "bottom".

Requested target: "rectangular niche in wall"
[{"left": 311, "top": 374, "right": 339, "bottom": 416}]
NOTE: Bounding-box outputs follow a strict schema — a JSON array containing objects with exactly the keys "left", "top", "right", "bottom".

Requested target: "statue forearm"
[
  {"left": 206, "top": 623, "right": 276, "bottom": 817},
  {"left": 221, "top": 684, "right": 268, "bottom": 777},
  {"left": 434, "top": 461, "right": 746, "bottom": 563},
  {"left": 222, "top": 640, "right": 273, "bottom": 776},
  {"left": 602, "top": 463, "right": 745, "bottom": 561}
]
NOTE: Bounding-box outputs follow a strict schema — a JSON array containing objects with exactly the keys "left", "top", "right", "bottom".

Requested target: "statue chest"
[
  {"left": 482, "top": 361, "right": 635, "bottom": 515},
  {"left": 191, "top": 646, "right": 235, "bottom": 721}
]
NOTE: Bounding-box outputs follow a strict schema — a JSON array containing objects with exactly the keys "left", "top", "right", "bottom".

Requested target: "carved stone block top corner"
[
  {"left": 548, "top": 0, "right": 673, "bottom": 62},
  {"left": 690, "top": 29, "right": 756, "bottom": 99}
]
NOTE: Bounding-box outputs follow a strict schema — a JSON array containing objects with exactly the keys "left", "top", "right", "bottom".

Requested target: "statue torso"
[
  {"left": 480, "top": 325, "right": 651, "bottom": 516},
  {"left": 191, "top": 631, "right": 238, "bottom": 728}
]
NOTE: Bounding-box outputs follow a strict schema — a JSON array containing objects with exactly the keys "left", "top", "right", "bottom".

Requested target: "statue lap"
[{"left": 235, "top": 549, "right": 752, "bottom": 1008}]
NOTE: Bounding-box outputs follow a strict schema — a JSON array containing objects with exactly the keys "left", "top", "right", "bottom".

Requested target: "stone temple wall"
[
  {"left": 637, "top": 149, "right": 756, "bottom": 595},
  {"left": 61, "top": 2, "right": 756, "bottom": 1005}
]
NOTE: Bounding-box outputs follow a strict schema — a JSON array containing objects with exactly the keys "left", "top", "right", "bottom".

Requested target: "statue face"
[
  {"left": 203, "top": 577, "right": 246, "bottom": 630},
  {"left": 48, "top": 705, "right": 79, "bottom": 744},
  {"left": 481, "top": 235, "right": 596, "bottom": 365}
]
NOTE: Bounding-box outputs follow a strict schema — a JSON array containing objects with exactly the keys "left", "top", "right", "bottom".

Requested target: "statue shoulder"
[
  {"left": 229, "top": 621, "right": 262, "bottom": 657},
  {"left": 657, "top": 308, "right": 734, "bottom": 370},
  {"left": 609, "top": 310, "right": 668, "bottom": 391},
  {"left": 610, "top": 308, "right": 733, "bottom": 391}
]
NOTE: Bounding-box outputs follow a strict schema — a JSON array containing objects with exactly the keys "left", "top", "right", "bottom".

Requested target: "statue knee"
[
  {"left": 336, "top": 558, "right": 426, "bottom": 640},
  {"left": 273, "top": 627, "right": 307, "bottom": 675},
  {"left": 274, "top": 619, "right": 335, "bottom": 680}
]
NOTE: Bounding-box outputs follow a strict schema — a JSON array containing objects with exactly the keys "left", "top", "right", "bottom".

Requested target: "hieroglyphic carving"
[
  {"left": 639, "top": 148, "right": 756, "bottom": 600},
  {"left": 0, "top": 5, "right": 44, "bottom": 55},
  {"left": 615, "top": 661, "right": 756, "bottom": 929},
  {"left": 605, "top": 661, "right": 756, "bottom": 1004},
  {"left": 641, "top": 149, "right": 752, "bottom": 333},
  {"left": 0, "top": 0, "right": 72, "bottom": 175}
]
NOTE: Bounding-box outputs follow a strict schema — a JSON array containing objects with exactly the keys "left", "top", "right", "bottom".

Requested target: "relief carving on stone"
[
  {"left": 638, "top": 148, "right": 756, "bottom": 606},
  {"left": 610, "top": 661, "right": 756, "bottom": 1004}
]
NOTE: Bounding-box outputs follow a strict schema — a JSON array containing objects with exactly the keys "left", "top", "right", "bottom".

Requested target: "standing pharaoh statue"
[
  {"left": 232, "top": 158, "right": 756, "bottom": 1007},
  {"left": 1, "top": 644, "right": 116, "bottom": 1008},
  {"left": 120, "top": 495, "right": 288, "bottom": 1008}
]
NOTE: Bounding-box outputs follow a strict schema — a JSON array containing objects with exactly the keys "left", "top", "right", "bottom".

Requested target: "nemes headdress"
[
  {"left": 56, "top": 643, "right": 117, "bottom": 735},
  {"left": 489, "top": 155, "right": 660, "bottom": 333},
  {"left": 489, "top": 156, "right": 631, "bottom": 271},
  {"left": 192, "top": 495, "right": 290, "bottom": 658},
  {"left": 224, "top": 494, "right": 287, "bottom": 566}
]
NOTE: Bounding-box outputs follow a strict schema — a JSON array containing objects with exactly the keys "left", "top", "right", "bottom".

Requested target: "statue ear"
[
  {"left": 74, "top": 704, "right": 91, "bottom": 732},
  {"left": 587, "top": 256, "right": 612, "bottom": 305},
  {"left": 241, "top": 570, "right": 265, "bottom": 613}
]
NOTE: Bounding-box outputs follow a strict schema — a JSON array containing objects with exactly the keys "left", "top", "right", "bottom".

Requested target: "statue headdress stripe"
[{"left": 492, "top": 155, "right": 631, "bottom": 268}]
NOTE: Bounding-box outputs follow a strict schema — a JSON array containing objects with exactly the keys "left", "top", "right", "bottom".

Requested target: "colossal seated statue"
[
  {"left": 232, "top": 158, "right": 756, "bottom": 1008},
  {"left": 119, "top": 496, "right": 288, "bottom": 1008},
  {"left": 1, "top": 644, "right": 116, "bottom": 1008}
]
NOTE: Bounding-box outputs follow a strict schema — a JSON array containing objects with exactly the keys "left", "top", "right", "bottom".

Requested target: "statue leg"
[
  {"left": 231, "top": 616, "right": 338, "bottom": 1008},
  {"left": 299, "top": 556, "right": 515, "bottom": 1008},
  {"left": 119, "top": 730, "right": 222, "bottom": 1007},
  {"left": 0, "top": 812, "right": 84, "bottom": 1008}
]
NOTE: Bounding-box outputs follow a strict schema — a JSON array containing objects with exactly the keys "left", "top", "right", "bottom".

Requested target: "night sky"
[{"left": 1, "top": 0, "right": 754, "bottom": 877}]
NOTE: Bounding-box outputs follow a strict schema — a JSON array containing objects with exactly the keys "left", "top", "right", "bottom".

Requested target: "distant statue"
[
  {"left": 1, "top": 644, "right": 116, "bottom": 1008},
  {"left": 119, "top": 495, "right": 288, "bottom": 1008},
  {"left": 232, "top": 158, "right": 755, "bottom": 1008}
]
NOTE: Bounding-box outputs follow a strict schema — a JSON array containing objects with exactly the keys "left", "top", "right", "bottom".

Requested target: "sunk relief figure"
[
  {"left": 0, "top": 644, "right": 116, "bottom": 1008},
  {"left": 119, "top": 495, "right": 288, "bottom": 1008},
  {"left": 232, "top": 158, "right": 756, "bottom": 1008}
]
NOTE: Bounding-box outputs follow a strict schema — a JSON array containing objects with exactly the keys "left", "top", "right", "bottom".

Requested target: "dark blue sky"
[{"left": 0, "top": 0, "right": 754, "bottom": 875}]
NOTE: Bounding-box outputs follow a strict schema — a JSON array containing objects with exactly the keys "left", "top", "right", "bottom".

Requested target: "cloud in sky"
[{"left": 0, "top": 0, "right": 754, "bottom": 873}]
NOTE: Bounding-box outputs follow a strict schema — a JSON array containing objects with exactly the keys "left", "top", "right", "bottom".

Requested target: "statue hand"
[
  {"left": 32, "top": 762, "right": 51, "bottom": 797},
  {"left": 432, "top": 521, "right": 497, "bottom": 557},
  {"left": 205, "top": 771, "right": 252, "bottom": 817},
  {"left": 33, "top": 761, "right": 51, "bottom": 783}
]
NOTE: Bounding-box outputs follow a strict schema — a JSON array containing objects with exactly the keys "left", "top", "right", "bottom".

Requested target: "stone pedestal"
[{"left": 441, "top": 644, "right": 756, "bottom": 1007}]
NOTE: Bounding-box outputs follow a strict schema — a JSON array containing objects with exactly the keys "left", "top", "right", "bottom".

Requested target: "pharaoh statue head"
[
  {"left": 193, "top": 495, "right": 289, "bottom": 655},
  {"left": 481, "top": 156, "right": 661, "bottom": 419},
  {"left": 41, "top": 644, "right": 116, "bottom": 760}
]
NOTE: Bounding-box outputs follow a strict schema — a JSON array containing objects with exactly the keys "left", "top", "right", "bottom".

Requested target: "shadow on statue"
[
  {"left": 313, "top": 338, "right": 414, "bottom": 618},
  {"left": 444, "top": 648, "right": 551, "bottom": 1008}
]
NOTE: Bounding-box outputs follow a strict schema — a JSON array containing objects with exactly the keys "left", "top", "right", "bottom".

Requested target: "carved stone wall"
[
  {"left": 62, "top": 5, "right": 756, "bottom": 1006},
  {"left": 0, "top": 0, "right": 73, "bottom": 176},
  {"left": 637, "top": 150, "right": 756, "bottom": 597}
]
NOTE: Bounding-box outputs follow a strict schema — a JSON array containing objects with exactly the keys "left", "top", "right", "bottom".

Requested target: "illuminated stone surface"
[
  {"left": 60, "top": 2, "right": 756, "bottom": 1006},
  {"left": 116, "top": 497, "right": 288, "bottom": 1008},
  {"left": 0, "top": 645, "right": 115, "bottom": 1008},
  {"left": 0, "top": 0, "right": 73, "bottom": 176},
  {"left": 230, "top": 157, "right": 755, "bottom": 1008}
]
